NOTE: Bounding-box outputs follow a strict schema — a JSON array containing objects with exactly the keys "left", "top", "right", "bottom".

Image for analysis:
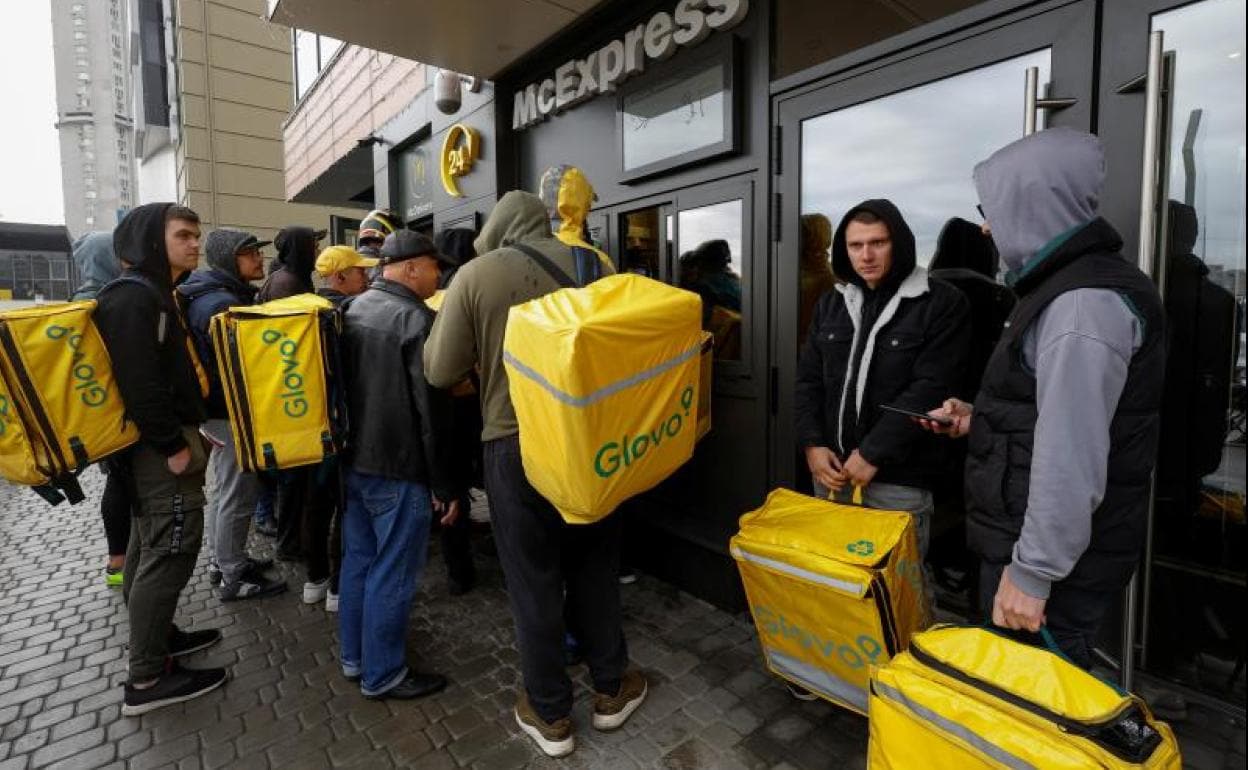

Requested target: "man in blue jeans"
[{"left": 338, "top": 229, "right": 461, "bottom": 699}]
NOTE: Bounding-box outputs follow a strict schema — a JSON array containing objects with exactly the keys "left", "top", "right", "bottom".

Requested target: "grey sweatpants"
[{"left": 203, "top": 419, "right": 261, "bottom": 586}]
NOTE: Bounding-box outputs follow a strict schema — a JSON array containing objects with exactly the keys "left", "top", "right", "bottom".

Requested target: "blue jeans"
[{"left": 339, "top": 470, "right": 431, "bottom": 696}]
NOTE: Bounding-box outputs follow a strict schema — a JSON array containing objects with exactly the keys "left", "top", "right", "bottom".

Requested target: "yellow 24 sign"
[{"left": 439, "top": 124, "right": 480, "bottom": 198}]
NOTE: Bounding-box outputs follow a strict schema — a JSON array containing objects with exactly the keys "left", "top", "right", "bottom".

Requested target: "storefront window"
[
  {"left": 679, "top": 200, "right": 744, "bottom": 360},
  {"left": 621, "top": 209, "right": 661, "bottom": 278},
  {"left": 773, "top": 0, "right": 981, "bottom": 80}
]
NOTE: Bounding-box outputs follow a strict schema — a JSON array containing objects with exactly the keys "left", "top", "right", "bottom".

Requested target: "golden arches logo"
[{"left": 439, "top": 124, "right": 480, "bottom": 198}]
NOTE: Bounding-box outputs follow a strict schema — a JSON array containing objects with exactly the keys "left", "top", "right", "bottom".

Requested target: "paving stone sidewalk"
[{"left": 1, "top": 469, "right": 1243, "bottom": 769}]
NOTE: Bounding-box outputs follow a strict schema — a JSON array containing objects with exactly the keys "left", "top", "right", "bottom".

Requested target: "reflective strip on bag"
[
  {"left": 766, "top": 647, "right": 867, "bottom": 712},
  {"left": 731, "top": 545, "right": 867, "bottom": 598},
  {"left": 871, "top": 679, "right": 1039, "bottom": 770},
  {"left": 503, "top": 342, "right": 703, "bottom": 409}
]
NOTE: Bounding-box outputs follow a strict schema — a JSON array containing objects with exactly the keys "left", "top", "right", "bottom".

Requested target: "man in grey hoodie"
[{"left": 924, "top": 128, "right": 1166, "bottom": 669}]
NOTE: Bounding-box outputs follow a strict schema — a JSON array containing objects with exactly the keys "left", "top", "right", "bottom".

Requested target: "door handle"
[{"left": 1023, "top": 66, "right": 1078, "bottom": 135}]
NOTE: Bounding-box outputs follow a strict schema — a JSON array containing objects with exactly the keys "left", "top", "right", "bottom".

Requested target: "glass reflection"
[
  {"left": 800, "top": 49, "right": 1050, "bottom": 267},
  {"left": 620, "top": 209, "right": 661, "bottom": 278},
  {"left": 679, "top": 200, "right": 744, "bottom": 360},
  {"left": 1146, "top": 0, "right": 1246, "bottom": 698}
]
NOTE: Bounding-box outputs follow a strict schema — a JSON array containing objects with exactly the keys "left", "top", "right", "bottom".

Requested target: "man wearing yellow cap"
[
  {"left": 296, "top": 244, "right": 381, "bottom": 614},
  {"left": 316, "top": 245, "right": 378, "bottom": 308}
]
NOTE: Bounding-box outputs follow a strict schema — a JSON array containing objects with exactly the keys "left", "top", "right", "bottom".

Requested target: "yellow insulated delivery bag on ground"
[
  {"left": 210, "top": 293, "right": 346, "bottom": 472},
  {"left": 504, "top": 273, "right": 706, "bottom": 524},
  {"left": 867, "top": 624, "right": 1182, "bottom": 769},
  {"left": 731, "top": 488, "right": 930, "bottom": 714},
  {"left": 0, "top": 301, "right": 138, "bottom": 504}
]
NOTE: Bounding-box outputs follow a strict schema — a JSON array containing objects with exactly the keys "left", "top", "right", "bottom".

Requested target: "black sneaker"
[
  {"left": 365, "top": 672, "right": 448, "bottom": 700},
  {"left": 207, "top": 562, "right": 222, "bottom": 587},
  {"left": 169, "top": 626, "right": 223, "bottom": 657},
  {"left": 121, "top": 664, "right": 227, "bottom": 716},
  {"left": 245, "top": 556, "right": 275, "bottom": 572},
  {"left": 219, "top": 575, "right": 287, "bottom": 602}
]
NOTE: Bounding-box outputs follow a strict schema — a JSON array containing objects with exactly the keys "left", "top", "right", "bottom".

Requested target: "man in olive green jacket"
[{"left": 424, "top": 191, "right": 645, "bottom": 758}]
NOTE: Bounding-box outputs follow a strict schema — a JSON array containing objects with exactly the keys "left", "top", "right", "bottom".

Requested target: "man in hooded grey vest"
[{"left": 925, "top": 128, "right": 1166, "bottom": 669}]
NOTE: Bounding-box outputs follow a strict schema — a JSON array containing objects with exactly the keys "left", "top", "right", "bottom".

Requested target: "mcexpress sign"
[{"left": 512, "top": 0, "right": 749, "bottom": 130}]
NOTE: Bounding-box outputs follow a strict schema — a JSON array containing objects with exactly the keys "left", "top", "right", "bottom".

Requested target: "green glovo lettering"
[
  {"left": 592, "top": 385, "right": 694, "bottom": 479},
  {"left": 263, "top": 329, "right": 308, "bottom": 418},
  {"left": 47, "top": 324, "right": 108, "bottom": 408}
]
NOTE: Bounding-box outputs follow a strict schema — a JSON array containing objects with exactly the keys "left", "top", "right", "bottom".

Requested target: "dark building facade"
[{"left": 273, "top": 0, "right": 1246, "bottom": 711}]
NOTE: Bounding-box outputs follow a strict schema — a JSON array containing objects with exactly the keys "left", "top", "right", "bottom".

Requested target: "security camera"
[{"left": 435, "top": 70, "right": 482, "bottom": 115}]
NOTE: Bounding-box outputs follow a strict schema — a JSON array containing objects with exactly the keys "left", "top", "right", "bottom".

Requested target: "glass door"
[
  {"left": 1101, "top": 0, "right": 1246, "bottom": 706},
  {"left": 773, "top": 0, "right": 1097, "bottom": 492}
]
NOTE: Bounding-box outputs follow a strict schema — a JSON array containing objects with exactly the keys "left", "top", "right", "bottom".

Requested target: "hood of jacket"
[
  {"left": 930, "top": 217, "right": 998, "bottom": 278},
  {"left": 204, "top": 227, "right": 257, "bottom": 281},
  {"left": 271, "top": 226, "right": 318, "bottom": 278},
  {"left": 177, "top": 265, "right": 258, "bottom": 304},
  {"left": 71, "top": 231, "right": 120, "bottom": 297},
  {"left": 435, "top": 228, "right": 477, "bottom": 267},
  {"left": 113, "top": 202, "right": 175, "bottom": 289},
  {"left": 552, "top": 167, "right": 595, "bottom": 244},
  {"left": 973, "top": 127, "right": 1104, "bottom": 274},
  {"left": 474, "top": 191, "right": 552, "bottom": 256},
  {"left": 831, "top": 198, "right": 917, "bottom": 292},
  {"left": 1168, "top": 200, "right": 1199, "bottom": 258}
]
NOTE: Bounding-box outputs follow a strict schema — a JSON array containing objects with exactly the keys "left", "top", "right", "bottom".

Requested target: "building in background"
[
  {"left": 50, "top": 0, "right": 137, "bottom": 238},
  {"left": 0, "top": 223, "right": 75, "bottom": 303},
  {"left": 155, "top": 0, "right": 361, "bottom": 246}
]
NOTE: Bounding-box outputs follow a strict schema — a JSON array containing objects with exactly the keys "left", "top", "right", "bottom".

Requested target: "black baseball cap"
[{"left": 379, "top": 230, "right": 454, "bottom": 267}]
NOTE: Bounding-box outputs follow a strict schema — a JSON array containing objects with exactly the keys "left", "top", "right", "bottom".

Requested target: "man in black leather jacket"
[{"left": 337, "top": 229, "right": 460, "bottom": 700}]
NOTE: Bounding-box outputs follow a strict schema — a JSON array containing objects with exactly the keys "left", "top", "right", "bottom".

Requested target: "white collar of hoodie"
[{"left": 832, "top": 267, "right": 931, "bottom": 453}]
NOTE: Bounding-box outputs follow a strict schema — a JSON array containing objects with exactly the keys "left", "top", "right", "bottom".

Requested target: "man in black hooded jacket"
[
  {"left": 795, "top": 200, "right": 970, "bottom": 558},
  {"left": 178, "top": 228, "right": 286, "bottom": 602},
  {"left": 94, "top": 202, "right": 227, "bottom": 715},
  {"left": 257, "top": 225, "right": 324, "bottom": 560}
]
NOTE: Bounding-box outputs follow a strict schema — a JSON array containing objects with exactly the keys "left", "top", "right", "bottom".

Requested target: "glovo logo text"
[
  {"left": 593, "top": 385, "right": 694, "bottom": 479},
  {"left": 754, "top": 606, "right": 884, "bottom": 670},
  {"left": 45, "top": 325, "right": 108, "bottom": 407},
  {"left": 261, "top": 329, "right": 308, "bottom": 418}
]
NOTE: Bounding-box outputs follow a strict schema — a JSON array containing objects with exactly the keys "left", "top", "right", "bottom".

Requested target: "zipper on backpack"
[{"left": 908, "top": 641, "right": 1162, "bottom": 763}]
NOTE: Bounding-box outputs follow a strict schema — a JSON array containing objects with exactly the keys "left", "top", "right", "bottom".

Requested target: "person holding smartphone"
[
  {"left": 920, "top": 129, "right": 1165, "bottom": 671},
  {"left": 795, "top": 199, "right": 971, "bottom": 561}
]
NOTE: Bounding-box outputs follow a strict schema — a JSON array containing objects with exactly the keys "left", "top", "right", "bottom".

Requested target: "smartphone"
[{"left": 879, "top": 403, "right": 954, "bottom": 426}]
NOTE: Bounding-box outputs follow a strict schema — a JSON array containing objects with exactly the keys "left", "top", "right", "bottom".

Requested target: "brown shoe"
[
  {"left": 514, "top": 692, "right": 574, "bottom": 757},
  {"left": 592, "top": 669, "right": 647, "bottom": 731}
]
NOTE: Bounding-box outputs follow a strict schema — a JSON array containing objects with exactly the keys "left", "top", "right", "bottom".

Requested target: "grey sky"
[{"left": 0, "top": 1, "right": 63, "bottom": 225}]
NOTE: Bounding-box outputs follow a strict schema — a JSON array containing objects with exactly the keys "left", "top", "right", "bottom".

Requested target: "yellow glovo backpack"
[
  {"left": 731, "top": 488, "right": 930, "bottom": 714},
  {"left": 209, "top": 293, "right": 346, "bottom": 472},
  {"left": 504, "top": 272, "right": 708, "bottom": 524},
  {"left": 868, "top": 624, "right": 1182, "bottom": 769},
  {"left": 0, "top": 301, "right": 138, "bottom": 504}
]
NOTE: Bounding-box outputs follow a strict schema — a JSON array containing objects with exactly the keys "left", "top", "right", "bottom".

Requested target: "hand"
[
  {"left": 843, "top": 450, "right": 878, "bottom": 488},
  {"left": 166, "top": 446, "right": 192, "bottom": 475},
  {"left": 916, "top": 398, "right": 973, "bottom": 438},
  {"left": 436, "top": 499, "right": 461, "bottom": 529},
  {"left": 804, "top": 446, "right": 847, "bottom": 493},
  {"left": 992, "top": 568, "right": 1047, "bottom": 632}
]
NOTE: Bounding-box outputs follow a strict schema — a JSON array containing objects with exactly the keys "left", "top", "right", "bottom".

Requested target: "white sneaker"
[
  {"left": 324, "top": 590, "right": 339, "bottom": 612},
  {"left": 302, "top": 579, "right": 330, "bottom": 605}
]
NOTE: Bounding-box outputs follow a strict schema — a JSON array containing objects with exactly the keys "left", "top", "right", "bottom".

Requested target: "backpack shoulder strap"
[{"left": 512, "top": 243, "right": 576, "bottom": 289}]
